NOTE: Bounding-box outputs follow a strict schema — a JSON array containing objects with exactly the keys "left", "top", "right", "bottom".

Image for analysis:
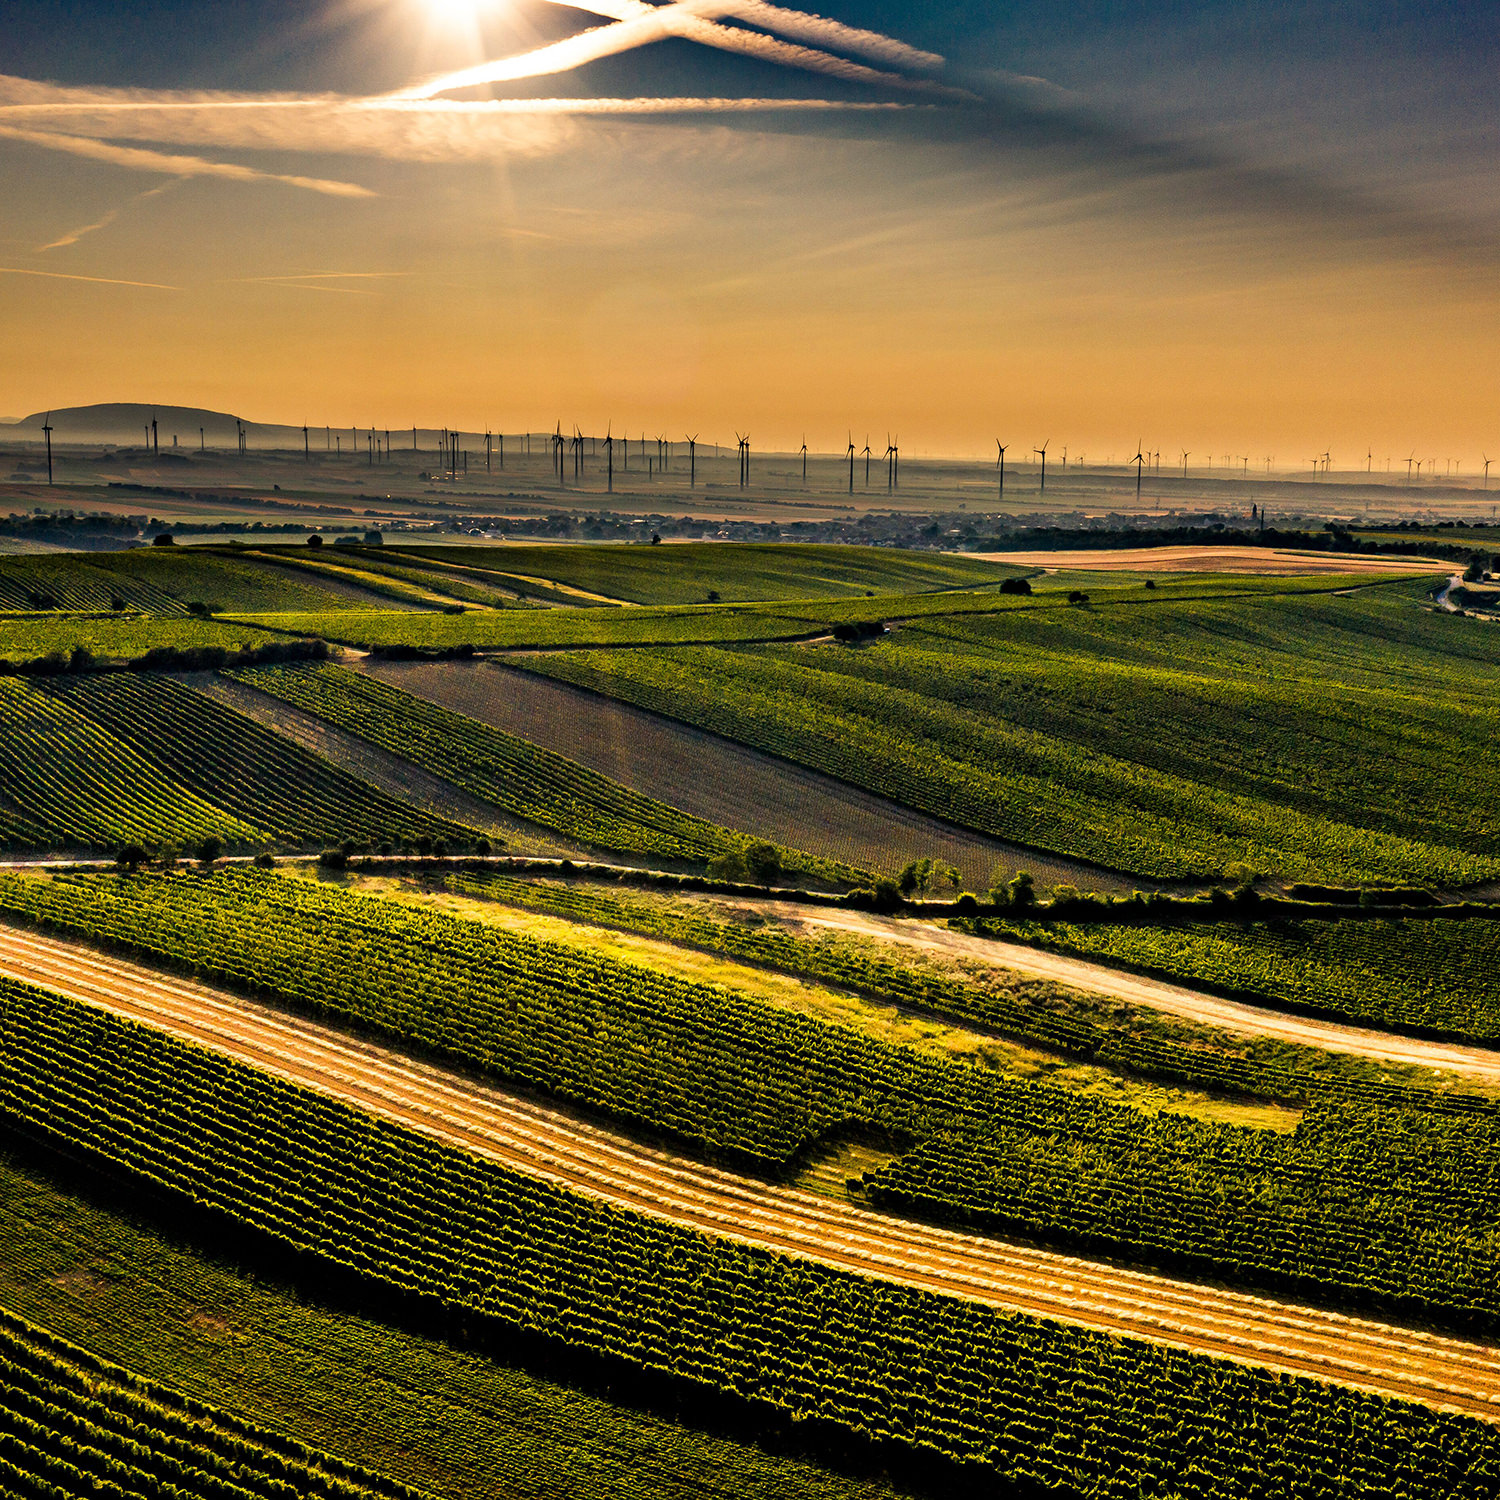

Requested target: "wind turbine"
[
  {"left": 685, "top": 433, "right": 698, "bottom": 488},
  {"left": 885, "top": 436, "right": 896, "bottom": 491},
  {"left": 302, "top": 425, "right": 309, "bottom": 462},
  {"left": 41, "top": 412, "right": 53, "bottom": 486},
  {"left": 845, "top": 433, "right": 855, "bottom": 494},
  {"left": 604, "top": 425, "right": 614, "bottom": 492},
  {"left": 151, "top": 414, "right": 158, "bottom": 457},
  {"left": 995, "top": 441, "right": 1007, "bottom": 498},
  {"left": 1035, "top": 440, "right": 1049, "bottom": 494},
  {"left": 1405, "top": 454, "right": 1416, "bottom": 483},
  {"left": 862, "top": 437, "right": 871, "bottom": 488},
  {"left": 1131, "top": 441, "right": 1144, "bottom": 500},
  {"left": 1483, "top": 455, "right": 1492, "bottom": 490},
  {"left": 1181, "top": 451, "right": 1189, "bottom": 478},
  {"left": 800, "top": 437, "right": 807, "bottom": 483}
]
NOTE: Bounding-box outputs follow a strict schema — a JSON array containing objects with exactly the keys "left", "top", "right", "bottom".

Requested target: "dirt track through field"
[
  {"left": 778, "top": 906, "right": 1500, "bottom": 1083},
  {"left": 3, "top": 925, "right": 1500, "bottom": 1421},
  {"left": 964, "top": 546, "right": 1447, "bottom": 574}
]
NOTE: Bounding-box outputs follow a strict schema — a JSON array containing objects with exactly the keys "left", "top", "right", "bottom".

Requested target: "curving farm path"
[
  {"left": 2, "top": 921, "right": 1500, "bottom": 1423},
  {"left": 777, "top": 905, "right": 1500, "bottom": 1083}
]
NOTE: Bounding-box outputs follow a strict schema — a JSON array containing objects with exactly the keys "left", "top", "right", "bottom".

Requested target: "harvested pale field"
[
  {"left": 964, "top": 546, "right": 1447, "bottom": 573},
  {"left": 357, "top": 658, "right": 1142, "bottom": 892},
  {"left": 4, "top": 920, "right": 1500, "bottom": 1422}
]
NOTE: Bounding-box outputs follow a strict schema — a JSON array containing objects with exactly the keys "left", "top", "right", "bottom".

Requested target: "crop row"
[
  {"left": 0, "top": 1301, "right": 415, "bottom": 1500},
  {"left": 0, "top": 1153, "right": 889, "bottom": 1500},
  {"left": 48, "top": 673, "right": 466, "bottom": 850},
  {"left": 0, "top": 973, "right": 1497, "bottom": 1500},
  {"left": 444, "top": 872, "right": 1480, "bottom": 1111},
  {"left": 228, "top": 662, "right": 823, "bottom": 871},
  {"left": 981, "top": 915, "right": 1500, "bottom": 1042},
  {"left": 0, "top": 679, "right": 255, "bottom": 851},
  {"left": 7, "top": 869, "right": 1500, "bottom": 1325}
]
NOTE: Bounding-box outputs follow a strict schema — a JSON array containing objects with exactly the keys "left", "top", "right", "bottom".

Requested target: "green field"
[
  {"left": 510, "top": 579, "right": 1500, "bottom": 884},
  {"left": 0, "top": 547, "right": 376, "bottom": 615},
  {"left": 2, "top": 968, "right": 1498, "bottom": 1500},
  {"left": 222, "top": 572, "right": 1367, "bottom": 651},
  {"left": 0, "top": 612, "right": 282, "bottom": 666},
  {"left": 0, "top": 671, "right": 465, "bottom": 852}
]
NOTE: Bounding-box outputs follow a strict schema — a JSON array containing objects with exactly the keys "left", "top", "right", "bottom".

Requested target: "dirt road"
[
  {"left": 2, "top": 923, "right": 1499, "bottom": 1421},
  {"left": 963, "top": 546, "right": 1446, "bottom": 574},
  {"left": 781, "top": 906, "right": 1500, "bottom": 1084}
]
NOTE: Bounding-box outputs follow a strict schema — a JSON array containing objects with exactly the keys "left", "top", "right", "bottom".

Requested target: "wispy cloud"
[
  {"left": 0, "top": 123, "right": 373, "bottom": 196},
  {"left": 0, "top": 265, "right": 176, "bottom": 289}
]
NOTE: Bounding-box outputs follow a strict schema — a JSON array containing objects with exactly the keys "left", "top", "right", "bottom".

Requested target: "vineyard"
[
  {"left": 509, "top": 578, "right": 1500, "bottom": 884},
  {"left": 5, "top": 869, "right": 1500, "bottom": 1325},
  {"left": 443, "top": 871, "right": 1469, "bottom": 1109},
  {"left": 0, "top": 672, "right": 465, "bottom": 852},
  {"left": 0, "top": 1302, "right": 418, "bottom": 1500},
  {"left": 0, "top": 679, "right": 257, "bottom": 850},
  {"left": 228, "top": 661, "right": 840, "bottom": 874},
  {"left": 980, "top": 914, "right": 1500, "bottom": 1041},
  {"left": 221, "top": 571, "right": 1353, "bottom": 652},
  {"left": 1, "top": 971, "right": 1498, "bottom": 1500},
  {"left": 0, "top": 1150, "right": 891, "bottom": 1500},
  {"left": 47, "top": 672, "right": 467, "bottom": 849}
]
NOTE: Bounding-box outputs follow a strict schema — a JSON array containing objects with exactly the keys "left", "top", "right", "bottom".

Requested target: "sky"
[{"left": 1, "top": 0, "right": 1496, "bottom": 463}]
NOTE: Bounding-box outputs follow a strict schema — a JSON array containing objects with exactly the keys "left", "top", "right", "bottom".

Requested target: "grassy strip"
[
  {"left": 442, "top": 872, "right": 1474, "bottom": 1110},
  {"left": 0, "top": 1294, "right": 421, "bottom": 1499}
]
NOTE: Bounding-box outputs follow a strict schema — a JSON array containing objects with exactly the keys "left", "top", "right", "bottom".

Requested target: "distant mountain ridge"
[{"left": 3, "top": 403, "right": 291, "bottom": 446}]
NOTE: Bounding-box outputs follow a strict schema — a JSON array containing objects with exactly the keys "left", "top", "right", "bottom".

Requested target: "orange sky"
[{"left": 2, "top": 1, "right": 1497, "bottom": 463}]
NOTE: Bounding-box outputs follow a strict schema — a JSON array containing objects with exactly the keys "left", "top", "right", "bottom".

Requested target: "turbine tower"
[
  {"left": 1035, "top": 439, "right": 1049, "bottom": 494},
  {"left": 1131, "top": 441, "right": 1145, "bottom": 501},
  {"left": 686, "top": 433, "right": 698, "bottom": 488},
  {"left": 41, "top": 412, "right": 53, "bottom": 486},
  {"left": 995, "top": 441, "right": 1007, "bottom": 498},
  {"left": 845, "top": 433, "right": 855, "bottom": 494}
]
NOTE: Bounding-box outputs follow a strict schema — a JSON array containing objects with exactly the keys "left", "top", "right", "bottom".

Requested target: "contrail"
[
  {"left": 395, "top": 0, "right": 930, "bottom": 100},
  {"left": 0, "top": 124, "right": 373, "bottom": 196},
  {"left": 38, "top": 177, "right": 181, "bottom": 252},
  {"left": 538, "top": 0, "right": 945, "bottom": 73},
  {"left": 0, "top": 266, "right": 177, "bottom": 289}
]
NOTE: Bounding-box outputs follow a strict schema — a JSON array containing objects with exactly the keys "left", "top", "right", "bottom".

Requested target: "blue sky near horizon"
[{"left": 0, "top": 0, "right": 1495, "bottom": 458}]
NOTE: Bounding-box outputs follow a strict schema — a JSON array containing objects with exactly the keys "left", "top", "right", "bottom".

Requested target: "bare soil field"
[
  {"left": 964, "top": 546, "right": 1447, "bottom": 573},
  {"left": 3, "top": 920, "right": 1499, "bottom": 1420},
  {"left": 357, "top": 659, "right": 1139, "bottom": 891},
  {"left": 193, "top": 674, "right": 588, "bottom": 859}
]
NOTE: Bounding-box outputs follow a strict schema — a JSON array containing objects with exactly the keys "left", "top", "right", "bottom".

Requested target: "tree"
[
  {"left": 1464, "top": 553, "right": 1487, "bottom": 583},
  {"left": 109, "top": 595, "right": 126, "bottom": 612},
  {"left": 1008, "top": 871, "right": 1036, "bottom": 909},
  {"left": 742, "top": 841, "right": 781, "bottom": 884},
  {"left": 151, "top": 533, "right": 174, "bottom": 547},
  {"left": 185, "top": 600, "right": 212, "bottom": 618},
  {"left": 708, "top": 849, "right": 750, "bottom": 882},
  {"left": 196, "top": 835, "right": 222, "bottom": 867},
  {"left": 114, "top": 843, "right": 148, "bottom": 873},
  {"left": 307, "top": 534, "right": 324, "bottom": 549}
]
